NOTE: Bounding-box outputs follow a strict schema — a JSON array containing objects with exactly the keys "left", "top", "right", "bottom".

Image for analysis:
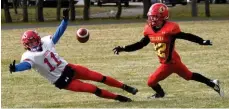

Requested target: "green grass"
[
  {"left": 1, "top": 4, "right": 229, "bottom": 23},
  {"left": 1, "top": 20, "right": 229, "bottom": 108}
]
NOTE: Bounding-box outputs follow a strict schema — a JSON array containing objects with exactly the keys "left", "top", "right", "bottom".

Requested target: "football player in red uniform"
[{"left": 113, "top": 3, "right": 223, "bottom": 98}]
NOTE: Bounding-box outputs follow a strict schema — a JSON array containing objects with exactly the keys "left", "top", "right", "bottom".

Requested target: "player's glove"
[
  {"left": 201, "top": 40, "right": 212, "bottom": 45},
  {"left": 63, "top": 8, "right": 69, "bottom": 20},
  {"left": 9, "top": 60, "right": 16, "bottom": 74},
  {"left": 113, "top": 46, "right": 125, "bottom": 55}
]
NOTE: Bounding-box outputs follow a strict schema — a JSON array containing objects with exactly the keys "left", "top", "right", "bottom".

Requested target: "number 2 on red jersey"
[{"left": 154, "top": 43, "right": 166, "bottom": 58}]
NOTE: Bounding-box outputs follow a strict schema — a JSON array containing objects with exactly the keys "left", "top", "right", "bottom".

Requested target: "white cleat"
[{"left": 212, "top": 79, "right": 224, "bottom": 97}]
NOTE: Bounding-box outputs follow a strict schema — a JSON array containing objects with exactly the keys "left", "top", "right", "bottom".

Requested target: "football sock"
[
  {"left": 115, "top": 95, "right": 132, "bottom": 102},
  {"left": 102, "top": 76, "right": 123, "bottom": 88},
  {"left": 82, "top": 69, "right": 123, "bottom": 88},
  {"left": 151, "top": 84, "right": 165, "bottom": 97},
  {"left": 191, "top": 73, "right": 215, "bottom": 88}
]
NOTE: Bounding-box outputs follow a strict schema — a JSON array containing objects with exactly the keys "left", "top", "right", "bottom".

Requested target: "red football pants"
[
  {"left": 147, "top": 61, "right": 193, "bottom": 87},
  {"left": 65, "top": 63, "right": 123, "bottom": 99}
]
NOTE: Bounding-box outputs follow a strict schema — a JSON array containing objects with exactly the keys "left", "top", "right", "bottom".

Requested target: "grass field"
[
  {"left": 1, "top": 4, "right": 229, "bottom": 23},
  {"left": 1, "top": 20, "right": 229, "bottom": 108}
]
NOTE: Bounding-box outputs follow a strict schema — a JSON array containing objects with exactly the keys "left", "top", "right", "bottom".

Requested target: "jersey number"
[
  {"left": 154, "top": 43, "right": 166, "bottom": 58},
  {"left": 44, "top": 52, "right": 62, "bottom": 72}
]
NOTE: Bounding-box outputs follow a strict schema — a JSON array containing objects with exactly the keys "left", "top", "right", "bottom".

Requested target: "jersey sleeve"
[
  {"left": 42, "top": 35, "right": 55, "bottom": 47},
  {"left": 20, "top": 52, "right": 34, "bottom": 68},
  {"left": 143, "top": 24, "right": 150, "bottom": 37},
  {"left": 15, "top": 62, "right": 32, "bottom": 72},
  {"left": 52, "top": 19, "right": 68, "bottom": 44},
  {"left": 171, "top": 23, "right": 181, "bottom": 35}
]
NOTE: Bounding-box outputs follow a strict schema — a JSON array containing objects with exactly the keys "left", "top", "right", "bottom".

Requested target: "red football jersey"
[{"left": 143, "top": 21, "right": 181, "bottom": 64}]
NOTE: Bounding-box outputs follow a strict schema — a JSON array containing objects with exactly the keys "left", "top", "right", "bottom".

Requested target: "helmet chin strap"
[
  {"left": 30, "top": 45, "right": 42, "bottom": 52},
  {"left": 152, "top": 23, "right": 162, "bottom": 29},
  {"left": 154, "top": 20, "right": 165, "bottom": 29}
]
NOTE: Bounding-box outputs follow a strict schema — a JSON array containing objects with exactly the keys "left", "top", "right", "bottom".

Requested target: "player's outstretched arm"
[
  {"left": 52, "top": 9, "right": 69, "bottom": 44},
  {"left": 174, "top": 32, "right": 212, "bottom": 45},
  {"left": 113, "top": 36, "right": 150, "bottom": 55},
  {"left": 9, "top": 60, "right": 32, "bottom": 73}
]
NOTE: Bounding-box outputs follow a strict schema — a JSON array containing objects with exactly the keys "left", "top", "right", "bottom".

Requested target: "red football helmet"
[
  {"left": 21, "top": 30, "right": 41, "bottom": 51},
  {"left": 147, "top": 3, "right": 169, "bottom": 27}
]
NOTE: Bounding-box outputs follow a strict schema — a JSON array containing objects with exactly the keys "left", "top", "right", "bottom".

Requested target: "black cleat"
[
  {"left": 122, "top": 84, "right": 138, "bottom": 95},
  {"left": 211, "top": 79, "right": 224, "bottom": 97},
  {"left": 115, "top": 95, "right": 132, "bottom": 102},
  {"left": 147, "top": 93, "right": 164, "bottom": 99}
]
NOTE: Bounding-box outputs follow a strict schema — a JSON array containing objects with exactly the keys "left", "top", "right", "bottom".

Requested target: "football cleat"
[
  {"left": 147, "top": 93, "right": 165, "bottom": 99},
  {"left": 122, "top": 84, "right": 138, "bottom": 95},
  {"left": 115, "top": 95, "right": 132, "bottom": 102},
  {"left": 212, "top": 79, "right": 224, "bottom": 97}
]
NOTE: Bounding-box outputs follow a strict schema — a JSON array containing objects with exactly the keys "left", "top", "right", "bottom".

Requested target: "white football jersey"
[{"left": 21, "top": 36, "right": 68, "bottom": 83}]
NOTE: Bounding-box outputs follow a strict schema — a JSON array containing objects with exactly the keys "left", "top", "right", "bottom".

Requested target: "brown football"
[{"left": 76, "top": 28, "right": 89, "bottom": 43}]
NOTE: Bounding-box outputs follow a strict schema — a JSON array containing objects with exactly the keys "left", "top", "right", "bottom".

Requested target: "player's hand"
[
  {"left": 201, "top": 40, "right": 212, "bottom": 45},
  {"left": 9, "top": 60, "right": 16, "bottom": 74},
  {"left": 113, "top": 46, "right": 125, "bottom": 55},
  {"left": 63, "top": 8, "right": 69, "bottom": 20}
]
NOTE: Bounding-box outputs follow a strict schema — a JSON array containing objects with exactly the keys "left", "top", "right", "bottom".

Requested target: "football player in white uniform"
[{"left": 9, "top": 9, "right": 138, "bottom": 102}]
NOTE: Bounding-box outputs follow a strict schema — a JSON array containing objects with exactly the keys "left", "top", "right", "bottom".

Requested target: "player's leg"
[
  {"left": 147, "top": 64, "right": 173, "bottom": 98},
  {"left": 65, "top": 79, "right": 132, "bottom": 102},
  {"left": 174, "top": 62, "right": 223, "bottom": 96},
  {"left": 68, "top": 64, "right": 138, "bottom": 95},
  {"left": 191, "top": 73, "right": 223, "bottom": 96}
]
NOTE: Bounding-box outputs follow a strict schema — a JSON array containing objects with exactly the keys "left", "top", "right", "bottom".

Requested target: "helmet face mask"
[
  {"left": 21, "top": 30, "right": 41, "bottom": 52},
  {"left": 147, "top": 15, "right": 163, "bottom": 27},
  {"left": 147, "top": 3, "right": 169, "bottom": 28}
]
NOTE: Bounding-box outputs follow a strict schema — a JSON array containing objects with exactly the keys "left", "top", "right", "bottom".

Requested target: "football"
[{"left": 76, "top": 28, "right": 90, "bottom": 43}]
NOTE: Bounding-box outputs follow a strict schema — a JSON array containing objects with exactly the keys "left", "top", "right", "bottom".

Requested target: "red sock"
[{"left": 104, "top": 76, "right": 123, "bottom": 88}]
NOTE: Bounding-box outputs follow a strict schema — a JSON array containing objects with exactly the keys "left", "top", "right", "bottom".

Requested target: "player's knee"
[
  {"left": 186, "top": 74, "right": 193, "bottom": 80},
  {"left": 100, "top": 76, "right": 106, "bottom": 83},
  {"left": 183, "top": 72, "right": 193, "bottom": 81},
  {"left": 94, "top": 87, "right": 102, "bottom": 97},
  {"left": 147, "top": 79, "right": 157, "bottom": 87}
]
